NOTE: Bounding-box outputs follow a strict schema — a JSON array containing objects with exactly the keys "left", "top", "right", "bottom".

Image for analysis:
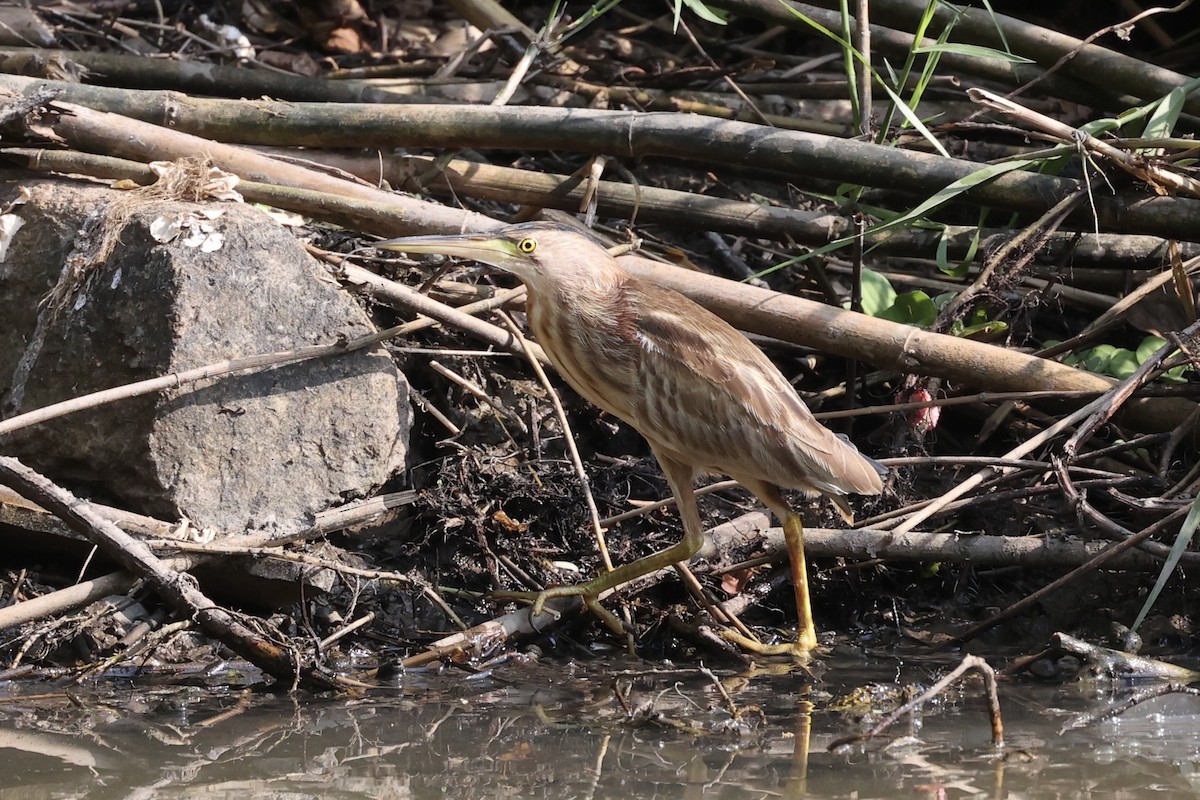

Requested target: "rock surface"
[{"left": 0, "top": 179, "right": 408, "bottom": 534}]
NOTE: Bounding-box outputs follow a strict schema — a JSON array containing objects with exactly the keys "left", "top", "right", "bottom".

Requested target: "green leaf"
[
  {"left": 948, "top": 209, "right": 988, "bottom": 280},
  {"left": 1083, "top": 76, "right": 1200, "bottom": 137},
  {"left": 949, "top": 304, "right": 1006, "bottom": 338},
  {"left": 677, "top": 0, "right": 727, "bottom": 25},
  {"left": 1143, "top": 87, "right": 1185, "bottom": 142},
  {"left": 934, "top": 227, "right": 952, "bottom": 275},
  {"left": 933, "top": 291, "right": 957, "bottom": 308},
  {"left": 1133, "top": 492, "right": 1200, "bottom": 632},
  {"left": 1107, "top": 348, "right": 1139, "bottom": 380},
  {"left": 878, "top": 290, "right": 937, "bottom": 326},
  {"left": 864, "top": 158, "right": 1040, "bottom": 239},
  {"left": 895, "top": 2, "right": 950, "bottom": 125},
  {"left": 913, "top": 43, "right": 1034, "bottom": 63},
  {"left": 1079, "top": 117, "right": 1122, "bottom": 137},
  {"left": 1071, "top": 337, "right": 1188, "bottom": 381},
  {"left": 774, "top": 4, "right": 949, "bottom": 156},
  {"left": 1136, "top": 335, "right": 1170, "bottom": 364},
  {"left": 1164, "top": 365, "right": 1190, "bottom": 383},
  {"left": 1134, "top": 336, "right": 1189, "bottom": 382},
  {"left": 956, "top": 320, "right": 1008, "bottom": 339},
  {"left": 778, "top": 160, "right": 1039, "bottom": 276},
  {"left": 965, "top": 305, "right": 994, "bottom": 328},
  {"left": 840, "top": 0, "right": 860, "bottom": 125},
  {"left": 878, "top": 81, "right": 950, "bottom": 157},
  {"left": 978, "top": 0, "right": 1013, "bottom": 53},
  {"left": 855, "top": 269, "right": 898, "bottom": 316},
  {"left": 1080, "top": 344, "right": 1118, "bottom": 373}
]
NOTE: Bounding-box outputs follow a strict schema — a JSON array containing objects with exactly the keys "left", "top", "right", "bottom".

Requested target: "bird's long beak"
[{"left": 375, "top": 232, "right": 521, "bottom": 272}]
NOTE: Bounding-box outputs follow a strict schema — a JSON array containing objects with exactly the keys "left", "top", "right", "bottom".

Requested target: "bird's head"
[{"left": 375, "top": 222, "right": 612, "bottom": 295}]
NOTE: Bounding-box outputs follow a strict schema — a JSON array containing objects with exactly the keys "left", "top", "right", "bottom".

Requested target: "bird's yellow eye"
[{"left": 517, "top": 237, "right": 538, "bottom": 254}]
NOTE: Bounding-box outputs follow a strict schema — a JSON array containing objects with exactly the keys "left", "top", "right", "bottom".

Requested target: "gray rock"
[{"left": 1, "top": 179, "right": 408, "bottom": 534}]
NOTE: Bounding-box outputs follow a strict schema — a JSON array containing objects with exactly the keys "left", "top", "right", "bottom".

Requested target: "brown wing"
[{"left": 624, "top": 280, "right": 883, "bottom": 498}]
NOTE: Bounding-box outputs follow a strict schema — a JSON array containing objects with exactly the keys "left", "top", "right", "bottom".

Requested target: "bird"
[{"left": 376, "top": 221, "right": 885, "bottom": 656}]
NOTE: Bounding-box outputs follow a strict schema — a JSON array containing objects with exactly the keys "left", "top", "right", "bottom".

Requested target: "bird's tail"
[
  {"left": 829, "top": 494, "right": 856, "bottom": 525},
  {"left": 833, "top": 433, "right": 887, "bottom": 495}
]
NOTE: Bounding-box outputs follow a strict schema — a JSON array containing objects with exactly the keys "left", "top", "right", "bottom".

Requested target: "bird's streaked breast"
[{"left": 524, "top": 284, "right": 640, "bottom": 423}]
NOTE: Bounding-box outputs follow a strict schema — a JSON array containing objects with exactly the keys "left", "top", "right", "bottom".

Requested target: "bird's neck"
[
  {"left": 521, "top": 268, "right": 643, "bottom": 421},
  {"left": 529, "top": 269, "right": 631, "bottom": 327}
]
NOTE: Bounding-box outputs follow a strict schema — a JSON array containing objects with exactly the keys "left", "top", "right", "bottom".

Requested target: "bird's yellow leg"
[
  {"left": 492, "top": 451, "right": 706, "bottom": 638},
  {"left": 491, "top": 521, "right": 707, "bottom": 635},
  {"left": 722, "top": 509, "right": 818, "bottom": 658}
]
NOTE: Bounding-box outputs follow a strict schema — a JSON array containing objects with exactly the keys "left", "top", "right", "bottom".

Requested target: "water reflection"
[{"left": 0, "top": 653, "right": 1199, "bottom": 799}]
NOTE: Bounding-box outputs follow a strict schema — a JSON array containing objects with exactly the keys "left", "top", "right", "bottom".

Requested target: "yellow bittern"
[{"left": 377, "top": 222, "right": 884, "bottom": 655}]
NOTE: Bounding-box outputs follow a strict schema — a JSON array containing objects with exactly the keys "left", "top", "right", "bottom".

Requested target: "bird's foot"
[
  {"left": 720, "top": 628, "right": 819, "bottom": 662},
  {"left": 490, "top": 583, "right": 628, "bottom": 638}
]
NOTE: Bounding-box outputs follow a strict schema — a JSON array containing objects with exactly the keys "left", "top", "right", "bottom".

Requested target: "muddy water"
[{"left": 2, "top": 650, "right": 1200, "bottom": 799}]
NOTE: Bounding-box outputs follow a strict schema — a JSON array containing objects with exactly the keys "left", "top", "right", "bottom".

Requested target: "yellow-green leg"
[
  {"left": 722, "top": 479, "right": 819, "bottom": 658},
  {"left": 492, "top": 450, "right": 705, "bottom": 637},
  {"left": 786, "top": 509, "right": 818, "bottom": 649},
  {"left": 722, "top": 511, "right": 818, "bottom": 656},
  {"left": 494, "top": 461, "right": 822, "bottom": 657}
]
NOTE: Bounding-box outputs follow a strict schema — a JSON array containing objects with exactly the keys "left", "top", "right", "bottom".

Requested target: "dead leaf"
[{"left": 492, "top": 509, "right": 528, "bottom": 533}]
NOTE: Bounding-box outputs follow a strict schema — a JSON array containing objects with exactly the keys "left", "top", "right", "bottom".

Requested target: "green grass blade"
[
  {"left": 913, "top": 43, "right": 1034, "bottom": 62},
  {"left": 1132, "top": 493, "right": 1200, "bottom": 633}
]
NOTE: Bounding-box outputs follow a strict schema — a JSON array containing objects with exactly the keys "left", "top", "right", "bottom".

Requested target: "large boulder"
[{"left": 0, "top": 179, "right": 408, "bottom": 534}]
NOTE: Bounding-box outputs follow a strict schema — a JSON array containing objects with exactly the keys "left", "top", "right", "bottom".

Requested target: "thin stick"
[
  {"left": 676, "top": 15, "right": 772, "bottom": 127},
  {"left": 0, "top": 275, "right": 530, "bottom": 440},
  {"left": 830, "top": 654, "right": 1004, "bottom": 750},
  {"left": 1063, "top": 682, "right": 1200, "bottom": 733},
  {"left": 0, "top": 256, "right": 542, "bottom": 443},
  {"left": 318, "top": 612, "right": 375, "bottom": 650},
  {"left": 0, "top": 339, "right": 355, "bottom": 439},
  {"left": 950, "top": 505, "right": 1189, "bottom": 644},
  {"left": 971, "top": 87, "right": 1200, "bottom": 198},
  {"left": 0, "top": 489, "right": 427, "bottom": 629},
  {"left": 311, "top": 244, "right": 528, "bottom": 337},
  {"left": 671, "top": 561, "right": 757, "bottom": 641},
  {"left": 599, "top": 480, "right": 740, "bottom": 527},
  {"left": 889, "top": 394, "right": 1109, "bottom": 535},
  {"left": 813, "top": 389, "right": 1108, "bottom": 420},
  {"left": 410, "top": 390, "right": 462, "bottom": 436},
  {"left": 1065, "top": 319, "right": 1200, "bottom": 457},
  {"left": 854, "top": 0, "right": 872, "bottom": 136},
  {"left": 496, "top": 312, "right": 613, "bottom": 572},
  {"left": 429, "top": 359, "right": 528, "bottom": 433},
  {"left": 0, "top": 457, "right": 342, "bottom": 689}
]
